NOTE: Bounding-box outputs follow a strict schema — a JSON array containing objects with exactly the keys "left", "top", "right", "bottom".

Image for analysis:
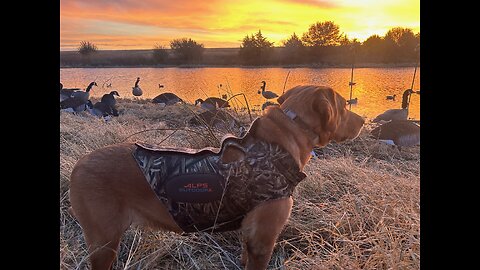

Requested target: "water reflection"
[{"left": 60, "top": 67, "right": 420, "bottom": 120}]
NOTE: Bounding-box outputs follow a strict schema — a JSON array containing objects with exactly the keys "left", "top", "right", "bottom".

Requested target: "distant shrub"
[
  {"left": 170, "top": 38, "right": 204, "bottom": 63},
  {"left": 281, "top": 33, "right": 306, "bottom": 64},
  {"left": 78, "top": 41, "right": 98, "bottom": 55},
  {"left": 239, "top": 30, "right": 274, "bottom": 65},
  {"left": 153, "top": 44, "right": 169, "bottom": 63}
]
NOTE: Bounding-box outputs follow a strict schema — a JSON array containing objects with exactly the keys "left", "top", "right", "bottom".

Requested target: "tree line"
[{"left": 77, "top": 21, "right": 419, "bottom": 66}]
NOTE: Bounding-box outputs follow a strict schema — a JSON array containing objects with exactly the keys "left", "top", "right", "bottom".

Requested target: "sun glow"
[{"left": 60, "top": 0, "right": 419, "bottom": 50}]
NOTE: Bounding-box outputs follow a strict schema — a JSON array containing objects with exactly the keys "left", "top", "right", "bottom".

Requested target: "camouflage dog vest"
[{"left": 133, "top": 137, "right": 306, "bottom": 233}]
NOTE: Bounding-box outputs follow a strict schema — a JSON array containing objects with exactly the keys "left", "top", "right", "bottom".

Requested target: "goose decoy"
[
  {"left": 132, "top": 77, "right": 143, "bottom": 96},
  {"left": 261, "top": 101, "right": 278, "bottom": 110},
  {"left": 347, "top": 97, "right": 358, "bottom": 105},
  {"left": 100, "top": 91, "right": 120, "bottom": 108},
  {"left": 257, "top": 81, "right": 279, "bottom": 100},
  {"left": 84, "top": 100, "right": 95, "bottom": 114},
  {"left": 106, "top": 83, "right": 112, "bottom": 88},
  {"left": 92, "top": 100, "right": 119, "bottom": 117},
  {"left": 60, "top": 83, "right": 82, "bottom": 102},
  {"left": 159, "top": 84, "right": 164, "bottom": 88},
  {"left": 386, "top": 94, "right": 396, "bottom": 100},
  {"left": 60, "top": 83, "right": 73, "bottom": 102},
  {"left": 195, "top": 98, "right": 215, "bottom": 110},
  {"left": 370, "top": 120, "right": 420, "bottom": 147},
  {"left": 195, "top": 97, "right": 230, "bottom": 110},
  {"left": 372, "top": 89, "right": 414, "bottom": 123},
  {"left": 60, "top": 96, "right": 92, "bottom": 113},
  {"left": 70, "top": 81, "right": 97, "bottom": 104},
  {"left": 152, "top": 92, "right": 183, "bottom": 105}
]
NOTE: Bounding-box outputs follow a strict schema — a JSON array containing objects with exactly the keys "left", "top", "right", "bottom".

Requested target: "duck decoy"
[
  {"left": 386, "top": 94, "right": 396, "bottom": 100},
  {"left": 347, "top": 97, "right": 358, "bottom": 105},
  {"left": 132, "top": 77, "right": 143, "bottom": 96}
]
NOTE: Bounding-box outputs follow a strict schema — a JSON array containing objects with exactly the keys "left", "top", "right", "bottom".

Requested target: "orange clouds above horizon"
[{"left": 60, "top": 0, "right": 420, "bottom": 50}]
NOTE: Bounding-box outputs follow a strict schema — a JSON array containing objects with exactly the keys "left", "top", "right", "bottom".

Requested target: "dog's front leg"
[{"left": 240, "top": 197, "right": 293, "bottom": 270}]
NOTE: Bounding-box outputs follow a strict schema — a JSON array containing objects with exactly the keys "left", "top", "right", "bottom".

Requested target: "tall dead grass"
[{"left": 60, "top": 99, "right": 419, "bottom": 269}]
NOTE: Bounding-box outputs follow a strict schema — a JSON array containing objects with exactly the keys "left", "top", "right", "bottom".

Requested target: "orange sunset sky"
[{"left": 60, "top": 0, "right": 420, "bottom": 51}]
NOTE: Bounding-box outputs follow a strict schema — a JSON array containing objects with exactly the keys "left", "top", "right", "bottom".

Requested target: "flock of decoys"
[
  {"left": 59, "top": 77, "right": 234, "bottom": 125},
  {"left": 60, "top": 82, "right": 120, "bottom": 118},
  {"left": 60, "top": 77, "right": 420, "bottom": 148}
]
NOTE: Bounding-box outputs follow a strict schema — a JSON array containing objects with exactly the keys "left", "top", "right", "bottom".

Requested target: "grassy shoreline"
[{"left": 60, "top": 99, "right": 420, "bottom": 269}]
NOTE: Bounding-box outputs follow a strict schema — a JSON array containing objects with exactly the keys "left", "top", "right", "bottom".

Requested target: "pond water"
[{"left": 60, "top": 67, "right": 420, "bottom": 120}]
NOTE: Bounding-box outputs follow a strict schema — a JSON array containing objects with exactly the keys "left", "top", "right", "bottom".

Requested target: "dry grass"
[{"left": 60, "top": 99, "right": 419, "bottom": 269}]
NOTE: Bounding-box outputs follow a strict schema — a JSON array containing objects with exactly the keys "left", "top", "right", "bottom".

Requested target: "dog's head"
[{"left": 278, "top": 85, "right": 365, "bottom": 147}]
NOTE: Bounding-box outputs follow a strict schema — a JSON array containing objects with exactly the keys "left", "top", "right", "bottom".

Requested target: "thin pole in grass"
[
  {"left": 348, "top": 45, "right": 356, "bottom": 110},
  {"left": 282, "top": 70, "right": 291, "bottom": 95},
  {"left": 407, "top": 44, "right": 420, "bottom": 110}
]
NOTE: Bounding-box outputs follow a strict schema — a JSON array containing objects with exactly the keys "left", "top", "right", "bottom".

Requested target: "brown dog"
[{"left": 68, "top": 85, "right": 365, "bottom": 270}]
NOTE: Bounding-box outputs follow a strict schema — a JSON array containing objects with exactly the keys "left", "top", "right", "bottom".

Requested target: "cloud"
[
  {"left": 277, "top": 0, "right": 338, "bottom": 8},
  {"left": 60, "top": 0, "right": 419, "bottom": 49}
]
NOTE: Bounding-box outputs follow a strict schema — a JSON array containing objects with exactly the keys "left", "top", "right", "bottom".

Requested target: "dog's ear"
[
  {"left": 314, "top": 96, "right": 336, "bottom": 133},
  {"left": 312, "top": 89, "right": 339, "bottom": 146}
]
